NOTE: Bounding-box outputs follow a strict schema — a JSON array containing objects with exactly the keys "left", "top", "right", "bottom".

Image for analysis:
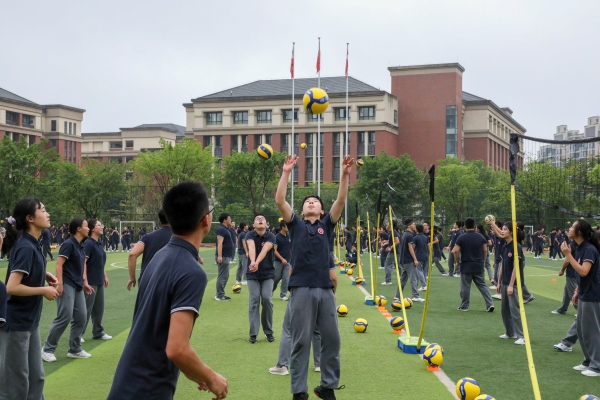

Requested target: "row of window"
[
  {"left": 446, "top": 106, "right": 458, "bottom": 158},
  {"left": 205, "top": 106, "right": 377, "bottom": 126},
  {"left": 109, "top": 140, "right": 134, "bottom": 149},
  {"left": 5, "top": 111, "right": 35, "bottom": 128},
  {"left": 49, "top": 120, "right": 77, "bottom": 135},
  {"left": 3, "top": 131, "right": 36, "bottom": 145}
]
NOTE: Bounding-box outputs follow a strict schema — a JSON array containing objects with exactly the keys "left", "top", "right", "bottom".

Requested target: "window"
[
  {"left": 358, "top": 106, "right": 375, "bottom": 120},
  {"left": 110, "top": 141, "right": 123, "bottom": 149},
  {"left": 69, "top": 122, "right": 73, "bottom": 135},
  {"left": 51, "top": 120, "right": 57, "bottom": 132},
  {"left": 368, "top": 131, "right": 376, "bottom": 155},
  {"left": 64, "top": 121, "right": 68, "bottom": 134},
  {"left": 283, "top": 109, "right": 298, "bottom": 123},
  {"left": 394, "top": 110, "right": 398, "bottom": 124},
  {"left": 50, "top": 139, "right": 57, "bottom": 148},
  {"left": 28, "top": 135, "right": 35, "bottom": 145},
  {"left": 233, "top": 111, "right": 248, "bottom": 124},
  {"left": 205, "top": 112, "right": 223, "bottom": 125},
  {"left": 264, "top": 134, "right": 272, "bottom": 145},
  {"left": 203, "top": 136, "right": 212, "bottom": 147},
  {"left": 73, "top": 123, "right": 77, "bottom": 135},
  {"left": 307, "top": 110, "right": 324, "bottom": 122},
  {"left": 446, "top": 105, "right": 458, "bottom": 158},
  {"left": 217, "top": 159, "right": 223, "bottom": 170},
  {"left": 109, "top": 156, "right": 122, "bottom": 163},
  {"left": 125, "top": 156, "right": 135, "bottom": 163},
  {"left": 333, "top": 157, "right": 340, "bottom": 180},
  {"left": 256, "top": 110, "right": 272, "bottom": 124},
  {"left": 125, "top": 140, "right": 134, "bottom": 148},
  {"left": 6, "top": 111, "right": 17, "bottom": 126},
  {"left": 334, "top": 107, "right": 350, "bottom": 121},
  {"left": 358, "top": 132, "right": 365, "bottom": 154},
  {"left": 22, "top": 114, "right": 34, "bottom": 128},
  {"left": 231, "top": 135, "right": 238, "bottom": 152},
  {"left": 241, "top": 135, "right": 248, "bottom": 152}
]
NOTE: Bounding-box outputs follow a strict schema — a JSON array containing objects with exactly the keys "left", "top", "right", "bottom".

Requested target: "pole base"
[
  {"left": 398, "top": 336, "right": 429, "bottom": 354},
  {"left": 365, "top": 296, "right": 375, "bottom": 306},
  {"left": 340, "top": 270, "right": 346, "bottom": 275}
]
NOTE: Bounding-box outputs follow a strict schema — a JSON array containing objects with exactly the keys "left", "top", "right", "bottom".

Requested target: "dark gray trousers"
[
  {"left": 235, "top": 254, "right": 247, "bottom": 282},
  {"left": 215, "top": 256, "right": 232, "bottom": 298},
  {"left": 562, "top": 313, "right": 578, "bottom": 346},
  {"left": 247, "top": 279, "right": 274, "bottom": 337},
  {"left": 384, "top": 252, "right": 395, "bottom": 283},
  {"left": 433, "top": 256, "right": 446, "bottom": 274},
  {"left": 577, "top": 301, "right": 600, "bottom": 372},
  {"left": 84, "top": 284, "right": 106, "bottom": 338},
  {"left": 459, "top": 271, "right": 493, "bottom": 309},
  {"left": 277, "top": 303, "right": 321, "bottom": 368},
  {"left": 501, "top": 284, "right": 523, "bottom": 338},
  {"left": 0, "top": 329, "right": 45, "bottom": 400},
  {"left": 448, "top": 252, "right": 458, "bottom": 275},
  {"left": 43, "top": 283, "right": 86, "bottom": 354},
  {"left": 273, "top": 261, "right": 290, "bottom": 298},
  {"left": 557, "top": 276, "right": 578, "bottom": 313},
  {"left": 400, "top": 262, "right": 420, "bottom": 299}
]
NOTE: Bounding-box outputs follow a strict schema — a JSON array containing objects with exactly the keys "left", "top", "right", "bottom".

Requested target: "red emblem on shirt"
[
  {"left": 317, "top": 228, "right": 324, "bottom": 235},
  {"left": 508, "top": 252, "right": 512, "bottom": 257}
]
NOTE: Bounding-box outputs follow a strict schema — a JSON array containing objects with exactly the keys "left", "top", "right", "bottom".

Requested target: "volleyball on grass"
[
  {"left": 303, "top": 87, "right": 329, "bottom": 115},
  {"left": 580, "top": 396, "right": 600, "bottom": 400},
  {"left": 356, "top": 159, "right": 364, "bottom": 167},
  {"left": 426, "top": 343, "right": 445, "bottom": 355},
  {"left": 336, "top": 304, "right": 348, "bottom": 317},
  {"left": 257, "top": 143, "right": 274, "bottom": 159},
  {"left": 456, "top": 378, "right": 481, "bottom": 400},
  {"left": 232, "top": 284, "right": 242, "bottom": 294},
  {"left": 354, "top": 277, "right": 364, "bottom": 285},
  {"left": 422, "top": 346, "right": 443, "bottom": 367},
  {"left": 391, "top": 301, "right": 403, "bottom": 311},
  {"left": 475, "top": 396, "right": 496, "bottom": 400},
  {"left": 300, "top": 143, "right": 307, "bottom": 149},
  {"left": 346, "top": 268, "right": 353, "bottom": 276},
  {"left": 354, "top": 318, "right": 368, "bottom": 333},
  {"left": 390, "top": 316, "right": 405, "bottom": 330},
  {"left": 375, "top": 295, "right": 387, "bottom": 307},
  {"left": 403, "top": 298, "right": 413, "bottom": 308},
  {"left": 484, "top": 215, "right": 495, "bottom": 224}
]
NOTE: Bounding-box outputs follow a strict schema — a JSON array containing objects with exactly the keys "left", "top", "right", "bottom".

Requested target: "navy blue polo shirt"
[
  {"left": 237, "top": 231, "right": 247, "bottom": 255},
  {"left": 565, "top": 242, "right": 577, "bottom": 278},
  {"left": 550, "top": 232, "right": 557, "bottom": 246},
  {"left": 434, "top": 233, "right": 443, "bottom": 258},
  {"left": 501, "top": 242, "right": 524, "bottom": 286},
  {"left": 380, "top": 232, "right": 390, "bottom": 251},
  {"left": 275, "top": 232, "right": 292, "bottom": 260},
  {"left": 107, "top": 237, "right": 207, "bottom": 400},
  {"left": 449, "top": 229, "right": 463, "bottom": 250},
  {"left": 0, "top": 281, "right": 6, "bottom": 328},
  {"left": 41, "top": 229, "right": 51, "bottom": 245},
  {"left": 139, "top": 226, "right": 172, "bottom": 278},
  {"left": 228, "top": 227, "right": 237, "bottom": 251},
  {"left": 413, "top": 233, "right": 429, "bottom": 262},
  {"left": 59, "top": 236, "right": 85, "bottom": 290},
  {"left": 2, "top": 233, "right": 47, "bottom": 331},
  {"left": 494, "top": 236, "right": 506, "bottom": 262},
  {"left": 287, "top": 213, "right": 335, "bottom": 288},
  {"left": 574, "top": 240, "right": 600, "bottom": 302},
  {"left": 215, "top": 225, "right": 234, "bottom": 258},
  {"left": 400, "top": 231, "right": 415, "bottom": 264},
  {"left": 245, "top": 230, "right": 276, "bottom": 281},
  {"left": 454, "top": 230, "right": 487, "bottom": 274},
  {"left": 345, "top": 231, "right": 354, "bottom": 250},
  {"left": 83, "top": 237, "right": 106, "bottom": 286}
]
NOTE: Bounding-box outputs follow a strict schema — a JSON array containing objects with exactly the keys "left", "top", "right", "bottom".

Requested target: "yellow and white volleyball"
[
  {"left": 353, "top": 318, "right": 368, "bottom": 333},
  {"left": 390, "top": 316, "right": 405, "bottom": 330},
  {"left": 257, "top": 143, "right": 274, "bottom": 159},
  {"left": 426, "top": 342, "right": 445, "bottom": 355},
  {"left": 422, "top": 346, "right": 444, "bottom": 367},
  {"left": 232, "top": 284, "right": 242, "bottom": 294},
  {"left": 300, "top": 143, "right": 307, "bottom": 149},
  {"left": 391, "top": 301, "right": 403, "bottom": 311},
  {"left": 403, "top": 298, "right": 413, "bottom": 308},
  {"left": 484, "top": 215, "right": 495, "bottom": 224},
  {"left": 475, "top": 396, "right": 497, "bottom": 400},
  {"left": 303, "top": 87, "right": 329, "bottom": 115},
  {"left": 579, "top": 396, "right": 600, "bottom": 400},
  {"left": 456, "top": 378, "right": 481, "bottom": 400},
  {"left": 336, "top": 304, "right": 348, "bottom": 317},
  {"left": 375, "top": 295, "right": 387, "bottom": 307},
  {"left": 346, "top": 268, "right": 354, "bottom": 276},
  {"left": 356, "top": 159, "right": 364, "bottom": 167},
  {"left": 354, "top": 277, "right": 364, "bottom": 285}
]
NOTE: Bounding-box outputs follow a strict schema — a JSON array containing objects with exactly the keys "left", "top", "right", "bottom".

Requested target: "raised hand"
[
  {"left": 341, "top": 155, "right": 355, "bottom": 175},
  {"left": 282, "top": 155, "right": 299, "bottom": 173}
]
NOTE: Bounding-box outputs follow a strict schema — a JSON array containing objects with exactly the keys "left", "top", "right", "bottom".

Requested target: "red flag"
[
  {"left": 345, "top": 45, "right": 348, "bottom": 78},
  {"left": 316, "top": 40, "right": 321, "bottom": 73},
  {"left": 290, "top": 44, "right": 295, "bottom": 78}
]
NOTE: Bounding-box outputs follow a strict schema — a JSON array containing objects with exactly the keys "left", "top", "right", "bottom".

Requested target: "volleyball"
[
  {"left": 484, "top": 215, "right": 495, "bottom": 224},
  {"left": 390, "top": 316, "right": 405, "bottom": 330},
  {"left": 403, "top": 298, "right": 413, "bottom": 308},
  {"left": 375, "top": 295, "right": 387, "bottom": 307},
  {"left": 475, "top": 396, "right": 496, "bottom": 400},
  {"left": 354, "top": 277, "right": 364, "bottom": 285},
  {"left": 232, "top": 284, "right": 242, "bottom": 294},
  {"left": 257, "top": 143, "right": 274, "bottom": 159},
  {"left": 426, "top": 343, "right": 445, "bottom": 355},
  {"left": 278, "top": 217, "right": 283, "bottom": 222},
  {"left": 422, "top": 346, "right": 443, "bottom": 367},
  {"left": 456, "top": 378, "right": 481, "bottom": 400},
  {"left": 300, "top": 143, "right": 307, "bottom": 149},
  {"left": 303, "top": 87, "right": 329, "bottom": 115},
  {"left": 336, "top": 304, "right": 348, "bottom": 317},
  {"left": 356, "top": 159, "right": 364, "bottom": 167},
  {"left": 354, "top": 318, "right": 368, "bottom": 333},
  {"left": 346, "top": 268, "right": 353, "bottom": 276},
  {"left": 579, "top": 396, "right": 600, "bottom": 400},
  {"left": 391, "top": 301, "right": 403, "bottom": 311}
]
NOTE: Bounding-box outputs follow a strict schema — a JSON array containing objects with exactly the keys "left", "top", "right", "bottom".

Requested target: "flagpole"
[
  {"left": 290, "top": 42, "right": 295, "bottom": 211},
  {"left": 317, "top": 37, "right": 321, "bottom": 196},
  {"left": 344, "top": 42, "right": 349, "bottom": 227}
]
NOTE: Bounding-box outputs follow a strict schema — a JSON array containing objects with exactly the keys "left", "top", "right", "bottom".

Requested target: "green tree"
[{"left": 435, "top": 158, "right": 481, "bottom": 222}]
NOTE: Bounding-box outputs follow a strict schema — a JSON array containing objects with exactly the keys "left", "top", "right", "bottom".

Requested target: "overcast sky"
[{"left": 2, "top": 0, "right": 598, "bottom": 138}]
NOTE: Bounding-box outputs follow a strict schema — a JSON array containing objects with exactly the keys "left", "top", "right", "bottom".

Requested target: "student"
[
  {"left": 476, "top": 224, "right": 495, "bottom": 285},
  {"left": 413, "top": 224, "right": 429, "bottom": 291},
  {"left": 235, "top": 222, "right": 249, "bottom": 286},
  {"left": 448, "top": 221, "right": 464, "bottom": 277},
  {"left": 110, "top": 227, "right": 120, "bottom": 252},
  {"left": 127, "top": 209, "right": 174, "bottom": 290},
  {"left": 215, "top": 213, "right": 234, "bottom": 301},
  {"left": 245, "top": 214, "right": 276, "bottom": 343},
  {"left": 122, "top": 226, "right": 131, "bottom": 252},
  {"left": 433, "top": 227, "right": 449, "bottom": 275},
  {"left": 560, "top": 219, "right": 600, "bottom": 377},
  {"left": 379, "top": 227, "right": 389, "bottom": 270},
  {"left": 552, "top": 239, "right": 578, "bottom": 315},
  {"left": 549, "top": 228, "right": 558, "bottom": 260},
  {"left": 343, "top": 227, "right": 353, "bottom": 254},
  {"left": 82, "top": 219, "right": 112, "bottom": 341},
  {"left": 229, "top": 221, "right": 237, "bottom": 263},
  {"left": 43, "top": 218, "right": 91, "bottom": 362},
  {"left": 273, "top": 221, "right": 292, "bottom": 301},
  {"left": 107, "top": 181, "right": 228, "bottom": 399},
  {"left": 345, "top": 244, "right": 358, "bottom": 264},
  {"left": 452, "top": 218, "right": 494, "bottom": 312},
  {"left": 275, "top": 154, "right": 351, "bottom": 400},
  {"left": 0, "top": 198, "right": 59, "bottom": 399},
  {"left": 382, "top": 221, "right": 400, "bottom": 285},
  {"left": 396, "top": 219, "right": 423, "bottom": 302},
  {"left": 41, "top": 228, "right": 54, "bottom": 260}
]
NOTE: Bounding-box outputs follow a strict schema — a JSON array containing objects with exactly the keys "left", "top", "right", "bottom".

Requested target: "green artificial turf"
[{"left": 0, "top": 249, "right": 597, "bottom": 399}]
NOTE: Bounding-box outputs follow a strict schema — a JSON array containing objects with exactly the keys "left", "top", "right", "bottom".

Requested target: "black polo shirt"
[
  {"left": 0, "top": 281, "right": 6, "bottom": 328},
  {"left": 494, "top": 236, "right": 506, "bottom": 263},
  {"left": 237, "top": 231, "right": 246, "bottom": 255},
  {"left": 400, "top": 231, "right": 415, "bottom": 264},
  {"left": 41, "top": 229, "right": 51, "bottom": 245},
  {"left": 344, "top": 231, "right": 354, "bottom": 250},
  {"left": 575, "top": 240, "right": 600, "bottom": 302},
  {"left": 434, "top": 233, "right": 443, "bottom": 258},
  {"left": 413, "top": 233, "right": 429, "bottom": 262},
  {"left": 275, "top": 232, "right": 292, "bottom": 260},
  {"left": 449, "top": 229, "right": 463, "bottom": 250},
  {"left": 565, "top": 242, "right": 577, "bottom": 279},
  {"left": 107, "top": 237, "right": 207, "bottom": 400},
  {"left": 287, "top": 213, "right": 335, "bottom": 288},
  {"left": 245, "top": 230, "right": 276, "bottom": 281},
  {"left": 139, "top": 226, "right": 172, "bottom": 278},
  {"left": 501, "top": 242, "right": 524, "bottom": 286},
  {"left": 59, "top": 236, "right": 85, "bottom": 290},
  {"left": 454, "top": 230, "right": 487, "bottom": 274},
  {"left": 83, "top": 237, "right": 106, "bottom": 286},
  {"left": 380, "top": 232, "right": 390, "bottom": 252},
  {"left": 215, "top": 225, "right": 234, "bottom": 258},
  {"left": 2, "top": 233, "right": 47, "bottom": 331}
]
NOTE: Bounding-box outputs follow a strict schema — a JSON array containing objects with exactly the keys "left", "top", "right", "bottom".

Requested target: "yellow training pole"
[
  {"left": 366, "top": 211, "right": 375, "bottom": 297},
  {"left": 388, "top": 205, "right": 410, "bottom": 337},
  {"left": 373, "top": 212, "right": 380, "bottom": 299},
  {"left": 511, "top": 184, "right": 542, "bottom": 400},
  {"left": 417, "top": 200, "right": 435, "bottom": 349},
  {"left": 356, "top": 216, "right": 364, "bottom": 279}
]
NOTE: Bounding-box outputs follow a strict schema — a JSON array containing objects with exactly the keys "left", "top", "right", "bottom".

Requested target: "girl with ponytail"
[{"left": 0, "top": 198, "right": 59, "bottom": 399}]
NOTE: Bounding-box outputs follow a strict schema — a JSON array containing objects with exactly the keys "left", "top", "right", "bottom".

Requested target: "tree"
[{"left": 435, "top": 158, "right": 481, "bottom": 221}]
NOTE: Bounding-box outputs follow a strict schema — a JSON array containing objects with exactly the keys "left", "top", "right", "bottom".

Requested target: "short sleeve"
[
  {"left": 140, "top": 234, "right": 147, "bottom": 245},
  {"left": 266, "top": 233, "right": 276, "bottom": 245},
  {"left": 58, "top": 240, "right": 74, "bottom": 259},
  {"left": 9, "top": 245, "right": 35, "bottom": 277},
  {"left": 170, "top": 268, "right": 207, "bottom": 316},
  {"left": 580, "top": 245, "right": 598, "bottom": 265},
  {"left": 454, "top": 236, "right": 462, "bottom": 247},
  {"left": 286, "top": 214, "right": 302, "bottom": 234},
  {"left": 322, "top": 213, "right": 335, "bottom": 227},
  {"left": 0, "top": 280, "right": 6, "bottom": 328},
  {"left": 83, "top": 239, "right": 94, "bottom": 258}
]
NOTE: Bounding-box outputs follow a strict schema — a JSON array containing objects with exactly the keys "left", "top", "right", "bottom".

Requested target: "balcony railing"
[
  {"left": 332, "top": 169, "right": 340, "bottom": 181},
  {"left": 6, "top": 120, "right": 17, "bottom": 126},
  {"left": 333, "top": 144, "right": 340, "bottom": 155},
  {"left": 368, "top": 144, "right": 375, "bottom": 155},
  {"left": 293, "top": 145, "right": 299, "bottom": 154},
  {"left": 214, "top": 147, "right": 222, "bottom": 157},
  {"left": 358, "top": 144, "right": 365, "bottom": 155},
  {"left": 280, "top": 144, "right": 288, "bottom": 153},
  {"left": 22, "top": 123, "right": 34, "bottom": 129},
  {"left": 305, "top": 169, "right": 313, "bottom": 181},
  {"left": 306, "top": 146, "right": 313, "bottom": 156}
]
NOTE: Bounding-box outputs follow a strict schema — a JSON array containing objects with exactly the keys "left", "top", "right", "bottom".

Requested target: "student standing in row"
[
  {"left": 433, "top": 226, "right": 448, "bottom": 275},
  {"left": 273, "top": 221, "right": 292, "bottom": 301},
  {"left": 215, "top": 213, "right": 234, "bottom": 301},
  {"left": 447, "top": 221, "right": 464, "bottom": 277},
  {"left": 0, "top": 198, "right": 59, "bottom": 400},
  {"left": 552, "top": 238, "right": 579, "bottom": 315},
  {"left": 397, "top": 219, "right": 423, "bottom": 302},
  {"left": 235, "top": 222, "right": 249, "bottom": 286},
  {"left": 382, "top": 221, "right": 400, "bottom": 286},
  {"left": 413, "top": 224, "right": 429, "bottom": 291}
]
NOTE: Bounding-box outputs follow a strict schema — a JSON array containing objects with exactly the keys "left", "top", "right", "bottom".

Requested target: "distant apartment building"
[{"left": 538, "top": 116, "right": 600, "bottom": 166}]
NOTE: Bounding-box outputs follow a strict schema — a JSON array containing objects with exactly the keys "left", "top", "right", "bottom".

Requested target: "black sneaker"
[
  {"left": 486, "top": 305, "right": 495, "bottom": 312},
  {"left": 266, "top": 334, "right": 275, "bottom": 342},
  {"left": 249, "top": 336, "right": 257, "bottom": 344},
  {"left": 314, "top": 385, "right": 340, "bottom": 400},
  {"left": 293, "top": 393, "right": 309, "bottom": 400},
  {"left": 221, "top": 295, "right": 232, "bottom": 301},
  {"left": 524, "top": 296, "right": 535, "bottom": 304}
]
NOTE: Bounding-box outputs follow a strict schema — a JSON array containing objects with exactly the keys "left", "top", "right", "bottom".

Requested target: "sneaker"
[
  {"left": 486, "top": 305, "right": 495, "bottom": 312},
  {"left": 457, "top": 307, "right": 469, "bottom": 312},
  {"left": 499, "top": 334, "right": 517, "bottom": 339},
  {"left": 94, "top": 333, "right": 112, "bottom": 340},
  {"left": 249, "top": 336, "right": 257, "bottom": 344},
  {"left": 514, "top": 338, "right": 525, "bottom": 345},
  {"left": 441, "top": 273, "right": 449, "bottom": 276},
  {"left": 80, "top": 338, "right": 85, "bottom": 343},
  {"left": 418, "top": 286, "right": 427, "bottom": 291},
  {"left": 489, "top": 285, "right": 497, "bottom": 290},
  {"left": 269, "top": 365, "right": 289, "bottom": 375},
  {"left": 454, "top": 273, "right": 461, "bottom": 278},
  {"left": 315, "top": 366, "right": 321, "bottom": 372},
  {"left": 241, "top": 281, "right": 248, "bottom": 285},
  {"left": 381, "top": 281, "right": 392, "bottom": 285},
  {"left": 266, "top": 334, "right": 275, "bottom": 342},
  {"left": 378, "top": 266, "right": 385, "bottom": 269},
  {"left": 42, "top": 352, "right": 57, "bottom": 362},
  {"left": 492, "top": 294, "right": 502, "bottom": 300},
  {"left": 581, "top": 369, "right": 600, "bottom": 377},
  {"left": 314, "top": 385, "right": 336, "bottom": 400},
  {"left": 221, "top": 295, "right": 232, "bottom": 301},
  {"left": 573, "top": 364, "right": 589, "bottom": 371},
  {"left": 551, "top": 309, "right": 566, "bottom": 315},
  {"left": 524, "top": 296, "right": 535, "bottom": 304},
  {"left": 293, "top": 393, "right": 309, "bottom": 400},
  {"left": 279, "top": 296, "right": 289, "bottom": 301},
  {"left": 412, "top": 297, "right": 425, "bottom": 302},
  {"left": 553, "top": 342, "right": 572, "bottom": 352},
  {"left": 67, "top": 350, "right": 92, "bottom": 359},
  {"left": 235, "top": 281, "right": 241, "bottom": 285}
]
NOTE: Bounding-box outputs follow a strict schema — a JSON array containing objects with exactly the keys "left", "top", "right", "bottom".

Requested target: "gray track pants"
[
  {"left": 43, "top": 283, "right": 86, "bottom": 354},
  {"left": 289, "top": 287, "right": 340, "bottom": 394},
  {"left": 577, "top": 301, "right": 600, "bottom": 372},
  {"left": 459, "top": 272, "right": 494, "bottom": 310},
  {"left": 235, "top": 254, "right": 247, "bottom": 282},
  {"left": 273, "top": 261, "right": 290, "bottom": 298},
  {"left": 248, "top": 279, "right": 274, "bottom": 337},
  {"left": 561, "top": 312, "right": 578, "bottom": 346},
  {"left": 84, "top": 284, "right": 106, "bottom": 338},
  {"left": 398, "top": 262, "right": 420, "bottom": 299},
  {"left": 556, "top": 276, "right": 578, "bottom": 313},
  {"left": 501, "top": 284, "right": 523, "bottom": 338},
  {"left": 277, "top": 303, "right": 321, "bottom": 368},
  {"left": 433, "top": 256, "right": 446, "bottom": 274},
  {"left": 0, "top": 329, "right": 45, "bottom": 400},
  {"left": 384, "top": 252, "right": 395, "bottom": 283},
  {"left": 215, "top": 256, "right": 232, "bottom": 298}
]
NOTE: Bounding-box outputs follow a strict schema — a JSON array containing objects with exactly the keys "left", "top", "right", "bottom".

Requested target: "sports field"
[{"left": 0, "top": 249, "right": 595, "bottom": 399}]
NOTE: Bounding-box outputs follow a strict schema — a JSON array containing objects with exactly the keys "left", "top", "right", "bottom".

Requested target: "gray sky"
[{"left": 2, "top": 0, "right": 598, "bottom": 138}]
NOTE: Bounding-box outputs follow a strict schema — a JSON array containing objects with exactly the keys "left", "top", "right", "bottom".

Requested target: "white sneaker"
[
  {"left": 315, "top": 366, "right": 321, "bottom": 372},
  {"left": 96, "top": 333, "right": 112, "bottom": 340},
  {"left": 441, "top": 273, "right": 449, "bottom": 276},
  {"left": 454, "top": 273, "right": 461, "bottom": 278},
  {"left": 492, "top": 294, "right": 502, "bottom": 300},
  {"left": 499, "top": 334, "right": 517, "bottom": 339},
  {"left": 514, "top": 338, "right": 525, "bottom": 345},
  {"left": 235, "top": 281, "right": 241, "bottom": 285},
  {"left": 241, "top": 281, "right": 248, "bottom": 285},
  {"left": 378, "top": 266, "right": 385, "bottom": 269},
  {"left": 581, "top": 369, "right": 600, "bottom": 377},
  {"left": 489, "top": 285, "right": 497, "bottom": 290},
  {"left": 418, "top": 286, "right": 427, "bottom": 291},
  {"left": 42, "top": 352, "right": 57, "bottom": 362},
  {"left": 573, "top": 364, "right": 589, "bottom": 371},
  {"left": 381, "top": 282, "right": 392, "bottom": 285},
  {"left": 80, "top": 338, "right": 85, "bottom": 343},
  {"left": 67, "top": 350, "right": 92, "bottom": 359},
  {"left": 279, "top": 296, "right": 289, "bottom": 301},
  {"left": 269, "top": 365, "right": 289, "bottom": 375},
  {"left": 551, "top": 309, "right": 566, "bottom": 315},
  {"left": 553, "top": 342, "right": 572, "bottom": 352},
  {"left": 412, "top": 297, "right": 425, "bottom": 302}
]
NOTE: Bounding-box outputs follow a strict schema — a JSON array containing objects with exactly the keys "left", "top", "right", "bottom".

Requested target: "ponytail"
[
  {"left": 3, "top": 198, "right": 43, "bottom": 254},
  {"left": 503, "top": 221, "right": 525, "bottom": 244},
  {"left": 575, "top": 219, "right": 600, "bottom": 251}
]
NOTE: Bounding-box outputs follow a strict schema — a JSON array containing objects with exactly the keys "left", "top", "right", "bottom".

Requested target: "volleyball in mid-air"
[
  {"left": 474, "top": 396, "right": 496, "bottom": 400},
  {"left": 354, "top": 318, "right": 368, "bottom": 333},
  {"left": 375, "top": 295, "right": 387, "bottom": 307},
  {"left": 300, "top": 143, "right": 307, "bottom": 149},
  {"left": 391, "top": 301, "right": 403, "bottom": 311},
  {"left": 336, "top": 304, "right": 348, "bottom": 317},
  {"left": 403, "top": 298, "right": 413, "bottom": 308},
  {"left": 257, "top": 143, "right": 274, "bottom": 159},
  {"left": 390, "top": 316, "right": 405, "bottom": 330},
  {"left": 484, "top": 215, "right": 495, "bottom": 224},
  {"left": 232, "top": 284, "right": 242, "bottom": 294},
  {"left": 354, "top": 277, "right": 364, "bottom": 285},
  {"left": 456, "top": 378, "right": 481, "bottom": 400},
  {"left": 422, "top": 346, "right": 444, "bottom": 367},
  {"left": 356, "top": 159, "right": 364, "bottom": 167},
  {"left": 303, "top": 87, "right": 329, "bottom": 115}
]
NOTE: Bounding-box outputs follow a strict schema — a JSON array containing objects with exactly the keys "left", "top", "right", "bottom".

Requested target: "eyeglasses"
[{"left": 255, "top": 216, "right": 266, "bottom": 221}]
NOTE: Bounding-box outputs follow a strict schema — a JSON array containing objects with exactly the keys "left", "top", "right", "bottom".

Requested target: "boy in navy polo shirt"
[
  {"left": 448, "top": 221, "right": 464, "bottom": 277},
  {"left": 108, "top": 181, "right": 228, "bottom": 399},
  {"left": 215, "top": 213, "right": 234, "bottom": 301},
  {"left": 235, "top": 222, "right": 249, "bottom": 285},
  {"left": 273, "top": 221, "right": 292, "bottom": 301},
  {"left": 276, "top": 154, "right": 353, "bottom": 400},
  {"left": 413, "top": 224, "right": 429, "bottom": 291},
  {"left": 396, "top": 219, "right": 423, "bottom": 302}
]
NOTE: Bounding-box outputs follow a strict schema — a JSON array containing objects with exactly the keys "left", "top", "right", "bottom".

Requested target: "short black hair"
[
  {"left": 415, "top": 224, "right": 424, "bottom": 233},
  {"left": 280, "top": 221, "right": 287, "bottom": 229},
  {"left": 158, "top": 208, "right": 168, "bottom": 225},
  {"left": 302, "top": 195, "right": 325, "bottom": 211},
  {"left": 163, "top": 181, "right": 210, "bottom": 235},
  {"left": 464, "top": 218, "right": 475, "bottom": 229},
  {"left": 218, "top": 213, "right": 230, "bottom": 224},
  {"left": 456, "top": 221, "right": 464, "bottom": 228}
]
